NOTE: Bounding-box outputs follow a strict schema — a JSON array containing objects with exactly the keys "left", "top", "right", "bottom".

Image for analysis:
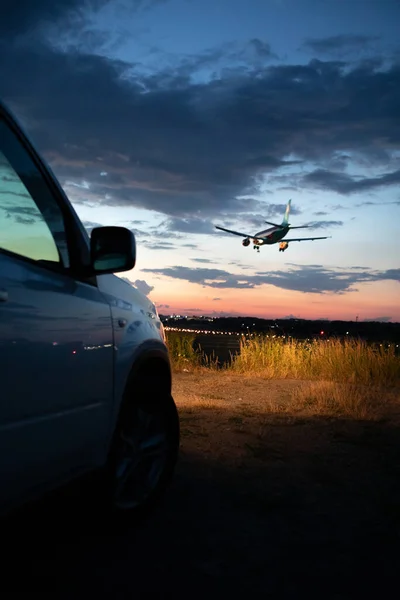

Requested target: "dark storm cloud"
[
  {"left": 142, "top": 264, "right": 400, "bottom": 294},
  {"left": 1, "top": 8, "right": 400, "bottom": 220},
  {"left": 145, "top": 38, "right": 276, "bottom": 80},
  {"left": 302, "top": 34, "right": 381, "bottom": 56},
  {"left": 304, "top": 169, "right": 400, "bottom": 194},
  {"left": 248, "top": 39, "right": 276, "bottom": 59},
  {"left": 0, "top": 0, "right": 167, "bottom": 40},
  {"left": 0, "top": 0, "right": 101, "bottom": 39}
]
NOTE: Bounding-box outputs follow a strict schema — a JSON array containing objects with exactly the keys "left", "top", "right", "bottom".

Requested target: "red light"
[
  {"left": 72, "top": 350, "right": 77, "bottom": 354},
  {"left": 320, "top": 331, "right": 324, "bottom": 335}
]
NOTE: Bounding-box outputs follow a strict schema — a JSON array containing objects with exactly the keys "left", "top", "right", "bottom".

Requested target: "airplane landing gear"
[{"left": 253, "top": 245, "right": 260, "bottom": 252}]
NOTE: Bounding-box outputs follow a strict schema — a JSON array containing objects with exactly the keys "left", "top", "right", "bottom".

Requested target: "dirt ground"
[{"left": 3, "top": 372, "right": 400, "bottom": 598}]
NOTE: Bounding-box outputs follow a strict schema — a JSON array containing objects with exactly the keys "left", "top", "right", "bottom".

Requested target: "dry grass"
[
  {"left": 166, "top": 331, "right": 219, "bottom": 371},
  {"left": 290, "top": 380, "right": 396, "bottom": 420},
  {"left": 230, "top": 336, "right": 400, "bottom": 386},
  {"left": 173, "top": 371, "right": 400, "bottom": 421},
  {"left": 167, "top": 332, "right": 400, "bottom": 388}
]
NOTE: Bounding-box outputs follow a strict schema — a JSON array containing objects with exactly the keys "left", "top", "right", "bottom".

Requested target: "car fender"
[{"left": 96, "top": 273, "right": 171, "bottom": 446}]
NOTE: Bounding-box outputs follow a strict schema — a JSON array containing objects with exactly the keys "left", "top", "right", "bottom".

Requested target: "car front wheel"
[{"left": 106, "top": 383, "right": 179, "bottom": 520}]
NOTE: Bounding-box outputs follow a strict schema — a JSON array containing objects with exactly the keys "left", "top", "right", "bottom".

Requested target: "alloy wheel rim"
[{"left": 113, "top": 406, "right": 168, "bottom": 510}]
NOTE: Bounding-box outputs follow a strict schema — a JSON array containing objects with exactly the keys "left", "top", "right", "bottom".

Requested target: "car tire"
[{"left": 103, "top": 375, "right": 180, "bottom": 525}]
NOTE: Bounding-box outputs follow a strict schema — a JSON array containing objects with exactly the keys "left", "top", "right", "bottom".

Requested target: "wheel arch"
[
  {"left": 106, "top": 343, "right": 173, "bottom": 455},
  {"left": 124, "top": 348, "right": 172, "bottom": 397}
]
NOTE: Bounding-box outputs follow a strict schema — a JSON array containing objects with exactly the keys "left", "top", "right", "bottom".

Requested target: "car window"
[{"left": 0, "top": 118, "right": 69, "bottom": 268}]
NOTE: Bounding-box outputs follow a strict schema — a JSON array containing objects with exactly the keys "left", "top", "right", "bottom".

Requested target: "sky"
[{"left": 1, "top": 0, "right": 399, "bottom": 322}]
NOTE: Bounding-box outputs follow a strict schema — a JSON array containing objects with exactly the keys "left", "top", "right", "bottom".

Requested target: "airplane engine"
[
  {"left": 242, "top": 237, "right": 250, "bottom": 247},
  {"left": 279, "top": 241, "right": 289, "bottom": 252}
]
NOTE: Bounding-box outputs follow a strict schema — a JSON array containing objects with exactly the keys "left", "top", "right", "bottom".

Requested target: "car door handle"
[{"left": 0, "top": 289, "right": 9, "bottom": 302}]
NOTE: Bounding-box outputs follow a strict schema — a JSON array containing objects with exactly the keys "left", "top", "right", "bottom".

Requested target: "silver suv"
[{"left": 0, "top": 101, "right": 179, "bottom": 517}]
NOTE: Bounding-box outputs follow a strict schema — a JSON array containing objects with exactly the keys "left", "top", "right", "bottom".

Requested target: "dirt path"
[{"left": 3, "top": 373, "right": 400, "bottom": 598}]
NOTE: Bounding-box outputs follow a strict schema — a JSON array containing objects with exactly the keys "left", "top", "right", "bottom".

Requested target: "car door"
[{"left": 0, "top": 110, "right": 114, "bottom": 510}]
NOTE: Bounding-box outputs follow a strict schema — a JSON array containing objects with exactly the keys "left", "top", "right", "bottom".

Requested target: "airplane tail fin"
[{"left": 282, "top": 199, "right": 291, "bottom": 226}]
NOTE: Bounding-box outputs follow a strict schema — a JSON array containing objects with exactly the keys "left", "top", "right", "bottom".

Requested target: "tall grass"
[
  {"left": 166, "top": 332, "right": 400, "bottom": 387},
  {"left": 166, "top": 331, "right": 220, "bottom": 370},
  {"left": 232, "top": 336, "right": 400, "bottom": 386},
  {"left": 166, "top": 331, "right": 202, "bottom": 370}
]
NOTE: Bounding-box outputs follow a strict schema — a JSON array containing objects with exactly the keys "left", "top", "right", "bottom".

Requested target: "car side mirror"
[{"left": 90, "top": 226, "right": 136, "bottom": 275}]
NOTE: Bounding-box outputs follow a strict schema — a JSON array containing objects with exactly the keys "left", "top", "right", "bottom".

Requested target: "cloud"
[
  {"left": 191, "top": 258, "right": 213, "bottom": 263},
  {"left": 0, "top": 0, "right": 102, "bottom": 40},
  {"left": 14, "top": 215, "right": 36, "bottom": 225},
  {"left": 2, "top": 204, "right": 41, "bottom": 219},
  {"left": 213, "top": 297, "right": 221, "bottom": 301},
  {"left": 331, "top": 200, "right": 400, "bottom": 210},
  {"left": 234, "top": 204, "right": 302, "bottom": 227},
  {"left": 162, "top": 217, "right": 216, "bottom": 235},
  {"left": 0, "top": 0, "right": 167, "bottom": 42},
  {"left": 149, "top": 37, "right": 277, "bottom": 79},
  {"left": 302, "top": 34, "right": 381, "bottom": 57},
  {"left": 305, "top": 220, "right": 344, "bottom": 230},
  {"left": 142, "top": 264, "right": 400, "bottom": 294},
  {"left": 304, "top": 169, "right": 400, "bottom": 194},
  {"left": 2, "top": 7, "right": 400, "bottom": 223},
  {"left": 247, "top": 38, "right": 277, "bottom": 60},
  {"left": 141, "top": 241, "right": 178, "bottom": 251},
  {"left": 82, "top": 220, "right": 104, "bottom": 232},
  {"left": 121, "top": 277, "right": 154, "bottom": 295},
  {"left": 133, "top": 279, "right": 154, "bottom": 295}
]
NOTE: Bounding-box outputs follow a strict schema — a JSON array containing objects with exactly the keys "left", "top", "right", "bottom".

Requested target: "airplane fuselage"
[{"left": 253, "top": 225, "right": 289, "bottom": 245}]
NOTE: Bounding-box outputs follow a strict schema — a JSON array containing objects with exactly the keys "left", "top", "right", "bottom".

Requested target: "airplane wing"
[
  {"left": 283, "top": 236, "right": 331, "bottom": 242},
  {"left": 215, "top": 225, "right": 257, "bottom": 239}
]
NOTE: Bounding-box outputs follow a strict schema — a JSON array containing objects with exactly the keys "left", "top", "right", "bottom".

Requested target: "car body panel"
[
  {"left": 97, "top": 273, "right": 169, "bottom": 437},
  {"left": 0, "top": 251, "right": 114, "bottom": 510}
]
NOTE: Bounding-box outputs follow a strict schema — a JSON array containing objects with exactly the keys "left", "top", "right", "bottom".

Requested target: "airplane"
[{"left": 215, "top": 199, "right": 331, "bottom": 253}]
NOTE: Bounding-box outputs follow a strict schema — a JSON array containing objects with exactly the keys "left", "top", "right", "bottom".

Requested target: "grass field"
[{"left": 166, "top": 331, "right": 400, "bottom": 419}]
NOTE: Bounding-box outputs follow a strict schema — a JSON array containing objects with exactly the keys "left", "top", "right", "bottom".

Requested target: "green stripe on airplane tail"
[{"left": 282, "top": 199, "right": 292, "bottom": 226}]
